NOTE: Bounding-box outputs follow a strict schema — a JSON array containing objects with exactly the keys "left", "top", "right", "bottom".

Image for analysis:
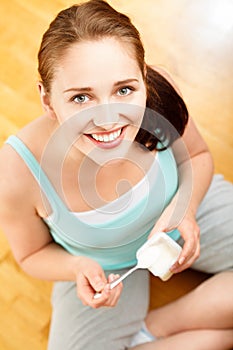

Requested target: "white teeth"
[{"left": 91, "top": 129, "right": 121, "bottom": 142}]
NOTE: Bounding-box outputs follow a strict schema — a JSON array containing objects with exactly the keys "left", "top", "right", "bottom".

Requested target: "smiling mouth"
[
  {"left": 86, "top": 127, "right": 124, "bottom": 143},
  {"left": 84, "top": 127, "right": 126, "bottom": 149},
  {"left": 91, "top": 128, "right": 122, "bottom": 142}
]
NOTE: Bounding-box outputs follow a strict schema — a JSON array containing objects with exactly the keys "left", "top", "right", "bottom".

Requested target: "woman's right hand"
[{"left": 74, "top": 256, "right": 123, "bottom": 308}]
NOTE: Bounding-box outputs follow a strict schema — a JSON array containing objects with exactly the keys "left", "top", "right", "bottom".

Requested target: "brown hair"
[{"left": 38, "top": 0, "right": 188, "bottom": 150}]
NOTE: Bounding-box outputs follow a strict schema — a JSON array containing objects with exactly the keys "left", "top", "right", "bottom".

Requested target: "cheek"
[
  {"left": 131, "top": 88, "right": 147, "bottom": 122},
  {"left": 64, "top": 111, "right": 94, "bottom": 139},
  {"left": 122, "top": 102, "right": 146, "bottom": 128}
]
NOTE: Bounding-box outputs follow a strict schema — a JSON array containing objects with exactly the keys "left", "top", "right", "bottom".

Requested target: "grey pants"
[{"left": 48, "top": 175, "right": 233, "bottom": 350}]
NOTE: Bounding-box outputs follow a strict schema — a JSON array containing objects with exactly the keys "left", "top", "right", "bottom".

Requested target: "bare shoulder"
[
  {"left": 0, "top": 123, "right": 53, "bottom": 264},
  {"left": 0, "top": 141, "right": 36, "bottom": 216},
  {"left": 0, "top": 115, "right": 54, "bottom": 215}
]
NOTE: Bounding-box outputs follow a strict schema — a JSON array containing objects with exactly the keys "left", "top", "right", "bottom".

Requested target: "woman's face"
[{"left": 43, "top": 37, "right": 147, "bottom": 161}]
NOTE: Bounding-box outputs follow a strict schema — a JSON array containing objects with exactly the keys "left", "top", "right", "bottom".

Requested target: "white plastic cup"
[{"left": 136, "top": 232, "right": 182, "bottom": 281}]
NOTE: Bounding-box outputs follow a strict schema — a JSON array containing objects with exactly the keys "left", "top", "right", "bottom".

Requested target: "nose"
[{"left": 93, "top": 104, "right": 120, "bottom": 129}]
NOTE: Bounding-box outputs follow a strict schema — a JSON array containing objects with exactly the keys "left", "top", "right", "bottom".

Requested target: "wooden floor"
[{"left": 0, "top": 0, "right": 232, "bottom": 349}]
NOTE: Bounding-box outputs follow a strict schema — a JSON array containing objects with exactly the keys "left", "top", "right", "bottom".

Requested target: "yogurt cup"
[{"left": 136, "top": 232, "right": 182, "bottom": 281}]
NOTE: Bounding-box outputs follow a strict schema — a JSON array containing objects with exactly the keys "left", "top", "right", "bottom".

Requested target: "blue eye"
[
  {"left": 73, "top": 94, "right": 89, "bottom": 104},
  {"left": 117, "top": 87, "right": 133, "bottom": 96}
]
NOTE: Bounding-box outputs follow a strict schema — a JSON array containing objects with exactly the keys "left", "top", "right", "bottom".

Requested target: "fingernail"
[
  {"left": 170, "top": 264, "right": 176, "bottom": 271},
  {"left": 104, "top": 284, "right": 111, "bottom": 293},
  {"left": 179, "top": 257, "right": 185, "bottom": 264},
  {"left": 108, "top": 274, "right": 115, "bottom": 282}
]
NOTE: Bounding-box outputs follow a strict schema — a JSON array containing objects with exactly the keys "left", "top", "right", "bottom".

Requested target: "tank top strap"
[{"left": 5, "top": 135, "right": 66, "bottom": 213}]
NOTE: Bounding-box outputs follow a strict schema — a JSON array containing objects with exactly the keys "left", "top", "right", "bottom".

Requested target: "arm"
[
  {"left": 160, "top": 117, "right": 213, "bottom": 272},
  {"left": 149, "top": 67, "right": 214, "bottom": 272},
  {"left": 0, "top": 147, "right": 122, "bottom": 307},
  {"left": 173, "top": 116, "right": 214, "bottom": 216}
]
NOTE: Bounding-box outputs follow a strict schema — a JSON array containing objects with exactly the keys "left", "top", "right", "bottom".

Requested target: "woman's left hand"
[
  {"left": 149, "top": 207, "right": 200, "bottom": 273},
  {"left": 170, "top": 211, "right": 200, "bottom": 273}
]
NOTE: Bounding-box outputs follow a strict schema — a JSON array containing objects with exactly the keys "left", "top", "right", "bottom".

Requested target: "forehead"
[{"left": 54, "top": 37, "right": 141, "bottom": 85}]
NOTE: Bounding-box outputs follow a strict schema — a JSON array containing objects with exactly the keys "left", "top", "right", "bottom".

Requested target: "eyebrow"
[{"left": 63, "top": 78, "right": 139, "bottom": 93}]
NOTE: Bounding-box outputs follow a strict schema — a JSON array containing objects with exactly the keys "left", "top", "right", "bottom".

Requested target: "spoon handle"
[
  {"left": 109, "top": 265, "right": 138, "bottom": 289},
  {"left": 93, "top": 265, "right": 138, "bottom": 299}
]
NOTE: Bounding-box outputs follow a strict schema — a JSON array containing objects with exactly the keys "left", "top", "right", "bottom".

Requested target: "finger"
[
  {"left": 77, "top": 268, "right": 107, "bottom": 306},
  {"left": 93, "top": 284, "right": 111, "bottom": 306},
  {"left": 108, "top": 273, "right": 117, "bottom": 283},
  {"left": 170, "top": 234, "right": 196, "bottom": 272},
  {"left": 179, "top": 231, "right": 196, "bottom": 262},
  {"left": 77, "top": 272, "right": 97, "bottom": 304},
  {"left": 87, "top": 269, "right": 107, "bottom": 293},
  {"left": 106, "top": 274, "right": 123, "bottom": 307},
  {"left": 91, "top": 273, "right": 119, "bottom": 304},
  {"left": 182, "top": 240, "right": 200, "bottom": 270},
  {"left": 108, "top": 273, "right": 123, "bottom": 295},
  {"left": 172, "top": 239, "right": 200, "bottom": 273},
  {"left": 95, "top": 274, "right": 122, "bottom": 307}
]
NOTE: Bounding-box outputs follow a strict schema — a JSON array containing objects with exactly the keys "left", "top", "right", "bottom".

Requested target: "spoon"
[
  {"left": 93, "top": 232, "right": 182, "bottom": 299},
  {"left": 93, "top": 261, "right": 145, "bottom": 299}
]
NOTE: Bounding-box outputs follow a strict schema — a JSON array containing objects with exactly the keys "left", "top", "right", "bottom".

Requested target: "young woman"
[{"left": 0, "top": 1, "right": 232, "bottom": 349}]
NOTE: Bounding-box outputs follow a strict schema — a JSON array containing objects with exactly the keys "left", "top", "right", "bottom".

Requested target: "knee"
[{"left": 195, "top": 272, "right": 233, "bottom": 311}]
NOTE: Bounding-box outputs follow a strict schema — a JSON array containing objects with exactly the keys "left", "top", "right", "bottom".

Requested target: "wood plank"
[{"left": 0, "top": 1, "right": 232, "bottom": 349}]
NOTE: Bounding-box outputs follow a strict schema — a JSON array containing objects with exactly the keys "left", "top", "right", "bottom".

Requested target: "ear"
[
  {"left": 37, "top": 82, "right": 56, "bottom": 119},
  {"left": 143, "top": 64, "right": 148, "bottom": 98},
  {"left": 143, "top": 63, "right": 147, "bottom": 79}
]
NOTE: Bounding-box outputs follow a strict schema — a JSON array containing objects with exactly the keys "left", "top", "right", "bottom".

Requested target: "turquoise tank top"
[{"left": 6, "top": 135, "right": 180, "bottom": 270}]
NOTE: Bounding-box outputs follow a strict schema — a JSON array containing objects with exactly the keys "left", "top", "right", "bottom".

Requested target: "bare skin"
[
  {"left": 130, "top": 272, "right": 233, "bottom": 350},
  {"left": 0, "top": 39, "right": 213, "bottom": 308},
  {"left": 1, "top": 38, "right": 228, "bottom": 347}
]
